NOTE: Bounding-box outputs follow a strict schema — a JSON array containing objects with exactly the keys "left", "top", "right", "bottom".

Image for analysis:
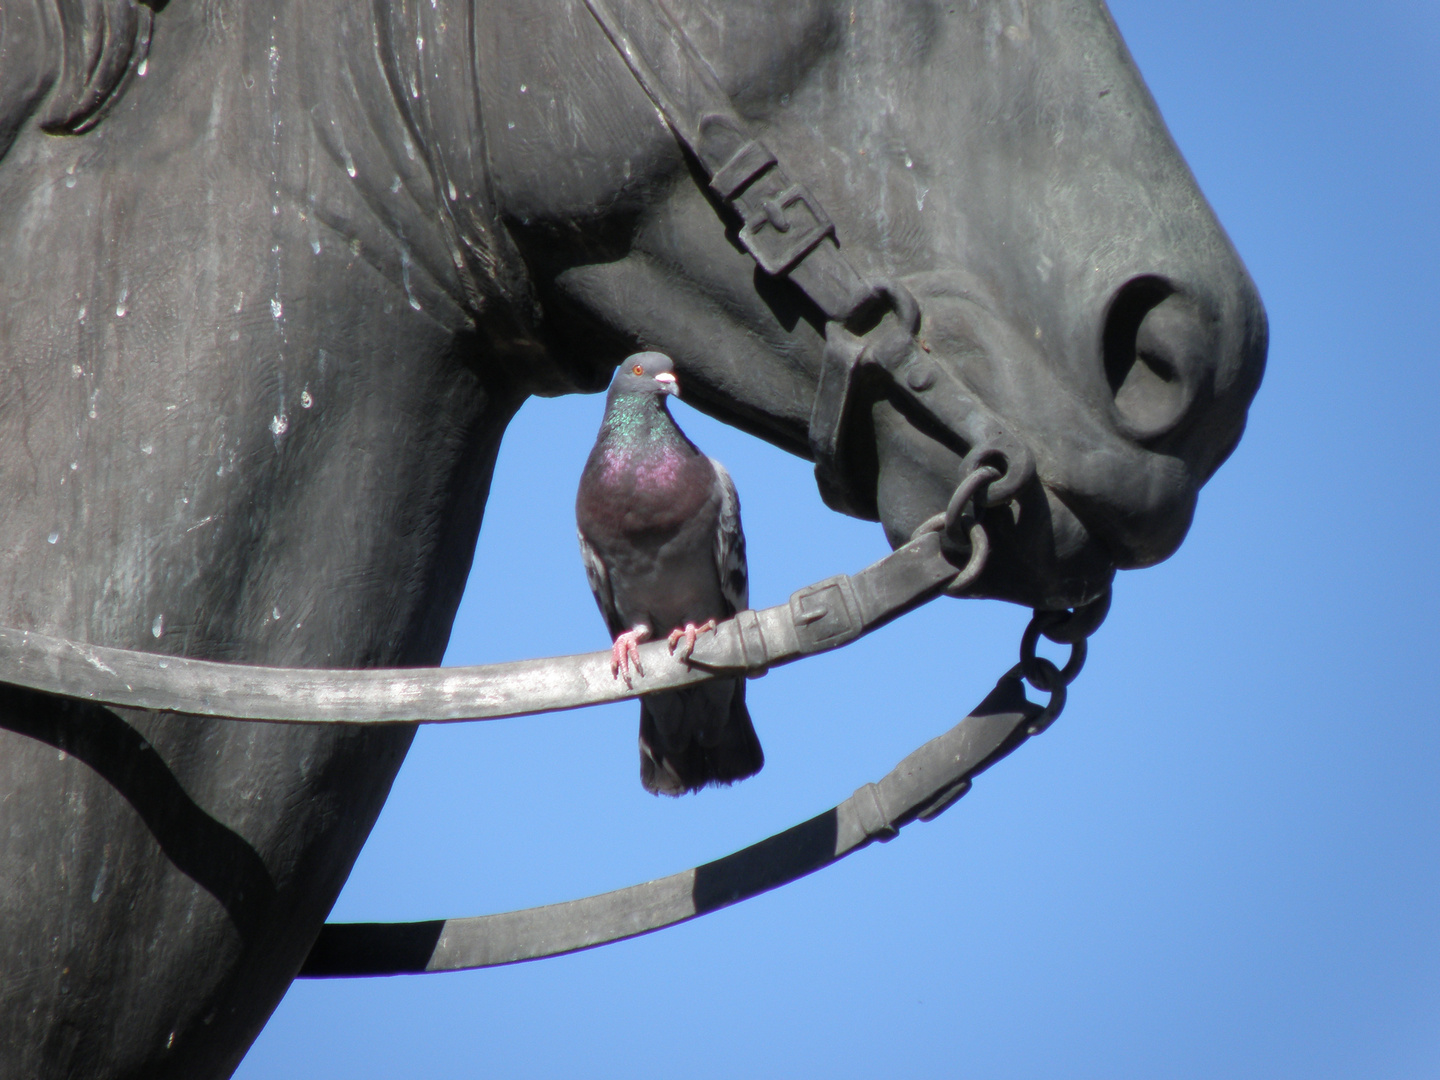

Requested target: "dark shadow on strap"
[
  {"left": 295, "top": 817, "right": 842, "bottom": 979},
  {"left": 298, "top": 674, "right": 1046, "bottom": 978},
  {"left": 692, "top": 810, "right": 838, "bottom": 913},
  {"left": 300, "top": 920, "right": 446, "bottom": 977},
  {"left": 0, "top": 686, "right": 278, "bottom": 943}
]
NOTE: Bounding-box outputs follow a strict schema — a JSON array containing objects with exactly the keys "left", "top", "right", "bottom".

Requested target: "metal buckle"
[
  {"left": 709, "top": 139, "right": 778, "bottom": 199},
  {"left": 789, "top": 576, "right": 862, "bottom": 653},
  {"left": 733, "top": 609, "right": 770, "bottom": 674},
  {"left": 738, "top": 184, "right": 835, "bottom": 276}
]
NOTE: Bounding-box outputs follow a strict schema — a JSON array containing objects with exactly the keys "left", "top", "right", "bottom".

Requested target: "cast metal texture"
[{"left": 0, "top": 0, "right": 1265, "bottom": 1075}]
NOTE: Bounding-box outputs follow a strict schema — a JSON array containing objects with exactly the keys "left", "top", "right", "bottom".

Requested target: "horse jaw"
[{"left": 865, "top": 270, "right": 1258, "bottom": 611}]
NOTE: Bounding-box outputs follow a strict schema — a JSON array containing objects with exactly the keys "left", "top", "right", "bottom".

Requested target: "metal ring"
[
  {"left": 942, "top": 464, "right": 1001, "bottom": 539},
  {"left": 869, "top": 278, "right": 922, "bottom": 334},
  {"left": 943, "top": 519, "right": 989, "bottom": 597},
  {"left": 909, "top": 511, "right": 946, "bottom": 539},
  {"left": 937, "top": 463, "right": 999, "bottom": 596},
  {"left": 1035, "top": 587, "right": 1113, "bottom": 645},
  {"left": 1020, "top": 618, "right": 1087, "bottom": 691},
  {"left": 1020, "top": 653, "right": 1062, "bottom": 693},
  {"left": 1027, "top": 679, "right": 1067, "bottom": 735},
  {"left": 960, "top": 443, "right": 1032, "bottom": 508}
]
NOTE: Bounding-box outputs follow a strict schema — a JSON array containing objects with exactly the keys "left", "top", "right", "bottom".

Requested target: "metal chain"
[
  {"left": 938, "top": 463, "right": 999, "bottom": 595},
  {"left": 908, "top": 462, "right": 1003, "bottom": 596},
  {"left": 903, "top": 449, "right": 1110, "bottom": 737},
  {"left": 1017, "top": 586, "right": 1111, "bottom": 733}
]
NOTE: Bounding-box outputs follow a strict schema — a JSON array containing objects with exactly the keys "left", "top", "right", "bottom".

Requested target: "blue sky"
[{"left": 238, "top": 2, "right": 1440, "bottom": 1076}]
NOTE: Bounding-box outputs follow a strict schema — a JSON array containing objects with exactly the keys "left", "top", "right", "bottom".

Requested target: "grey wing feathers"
[
  {"left": 577, "top": 528, "right": 625, "bottom": 637},
  {"left": 710, "top": 458, "right": 748, "bottom": 615}
]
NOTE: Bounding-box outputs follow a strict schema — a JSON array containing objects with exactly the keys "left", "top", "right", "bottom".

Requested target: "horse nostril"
[{"left": 1102, "top": 276, "right": 1211, "bottom": 441}]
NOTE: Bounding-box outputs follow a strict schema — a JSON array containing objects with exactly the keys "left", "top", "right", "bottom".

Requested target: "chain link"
[
  {"left": 1031, "top": 589, "right": 1112, "bottom": 645},
  {"left": 939, "top": 463, "right": 999, "bottom": 596},
  {"left": 912, "top": 460, "right": 1111, "bottom": 734},
  {"left": 1017, "top": 586, "right": 1111, "bottom": 732},
  {"left": 909, "top": 463, "right": 999, "bottom": 595}
]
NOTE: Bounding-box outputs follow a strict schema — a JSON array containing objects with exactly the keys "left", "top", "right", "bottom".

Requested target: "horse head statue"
[
  {"left": 488, "top": 0, "right": 1265, "bottom": 607},
  {"left": 0, "top": 0, "right": 1263, "bottom": 1075}
]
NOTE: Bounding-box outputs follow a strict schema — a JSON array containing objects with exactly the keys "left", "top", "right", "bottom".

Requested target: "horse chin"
[{"left": 871, "top": 403, "right": 1119, "bottom": 612}]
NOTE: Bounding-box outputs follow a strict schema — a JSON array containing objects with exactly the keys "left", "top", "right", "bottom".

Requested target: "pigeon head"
[{"left": 611, "top": 352, "right": 680, "bottom": 399}]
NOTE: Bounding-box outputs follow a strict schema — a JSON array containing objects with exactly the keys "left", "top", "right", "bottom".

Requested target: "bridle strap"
[
  {"left": 579, "top": 0, "right": 874, "bottom": 321},
  {"left": 811, "top": 317, "right": 1036, "bottom": 518},
  {"left": 580, "top": 0, "right": 1035, "bottom": 520},
  {"left": 298, "top": 578, "right": 1131, "bottom": 981},
  {"left": 0, "top": 463, "right": 1067, "bottom": 980},
  {"left": 297, "top": 488, "right": 1103, "bottom": 981},
  {"left": 299, "top": 671, "right": 1045, "bottom": 976},
  {"left": 0, "top": 527, "right": 968, "bottom": 725}
]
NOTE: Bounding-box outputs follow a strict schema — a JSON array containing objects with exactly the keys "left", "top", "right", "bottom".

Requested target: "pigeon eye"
[{"left": 632, "top": 364, "right": 645, "bottom": 376}]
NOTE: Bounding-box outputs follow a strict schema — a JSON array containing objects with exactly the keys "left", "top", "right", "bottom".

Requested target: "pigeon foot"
[
  {"left": 611, "top": 625, "right": 651, "bottom": 683},
  {"left": 666, "top": 619, "right": 718, "bottom": 661}
]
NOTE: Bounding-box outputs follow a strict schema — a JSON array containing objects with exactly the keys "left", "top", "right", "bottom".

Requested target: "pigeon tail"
[{"left": 638, "top": 677, "right": 763, "bottom": 796}]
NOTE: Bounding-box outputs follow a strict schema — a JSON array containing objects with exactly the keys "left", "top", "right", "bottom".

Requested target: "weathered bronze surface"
[{"left": 0, "top": 0, "right": 1264, "bottom": 1074}]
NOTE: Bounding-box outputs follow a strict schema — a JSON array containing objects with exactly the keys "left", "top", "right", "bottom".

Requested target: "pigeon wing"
[
  {"left": 577, "top": 527, "right": 627, "bottom": 638},
  {"left": 710, "top": 458, "right": 748, "bottom": 615}
]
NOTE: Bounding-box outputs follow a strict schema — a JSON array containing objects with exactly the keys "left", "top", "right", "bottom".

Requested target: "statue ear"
[{"left": 36, "top": 0, "right": 157, "bottom": 136}]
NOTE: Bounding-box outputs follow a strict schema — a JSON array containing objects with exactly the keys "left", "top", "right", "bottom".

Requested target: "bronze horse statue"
[{"left": 0, "top": 0, "right": 1264, "bottom": 1074}]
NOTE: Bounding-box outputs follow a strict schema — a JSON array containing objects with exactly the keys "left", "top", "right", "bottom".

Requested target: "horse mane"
[
  {"left": 0, "top": 0, "right": 159, "bottom": 159},
  {"left": 43, "top": 0, "right": 161, "bottom": 134}
]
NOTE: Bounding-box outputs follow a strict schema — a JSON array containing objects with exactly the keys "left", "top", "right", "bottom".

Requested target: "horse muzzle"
[{"left": 842, "top": 271, "right": 1258, "bottom": 610}]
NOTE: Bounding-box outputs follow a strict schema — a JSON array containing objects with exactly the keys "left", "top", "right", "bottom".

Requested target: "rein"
[
  {"left": 0, "top": 493, "right": 982, "bottom": 726},
  {"left": 299, "top": 477, "right": 1109, "bottom": 977},
  {"left": 0, "top": 458, "right": 1107, "bottom": 978}
]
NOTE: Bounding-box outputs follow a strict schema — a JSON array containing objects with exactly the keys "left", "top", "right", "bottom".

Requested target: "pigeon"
[{"left": 576, "top": 351, "right": 763, "bottom": 795}]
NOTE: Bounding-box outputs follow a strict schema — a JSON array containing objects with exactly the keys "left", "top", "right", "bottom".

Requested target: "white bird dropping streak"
[{"left": 402, "top": 252, "right": 422, "bottom": 311}]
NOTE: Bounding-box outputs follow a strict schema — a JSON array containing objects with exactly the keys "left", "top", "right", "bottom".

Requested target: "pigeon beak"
[{"left": 653, "top": 371, "right": 680, "bottom": 397}]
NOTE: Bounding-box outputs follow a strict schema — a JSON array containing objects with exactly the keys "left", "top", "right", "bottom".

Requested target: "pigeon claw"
[
  {"left": 611, "top": 625, "right": 651, "bottom": 684},
  {"left": 666, "top": 619, "right": 718, "bottom": 661}
]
